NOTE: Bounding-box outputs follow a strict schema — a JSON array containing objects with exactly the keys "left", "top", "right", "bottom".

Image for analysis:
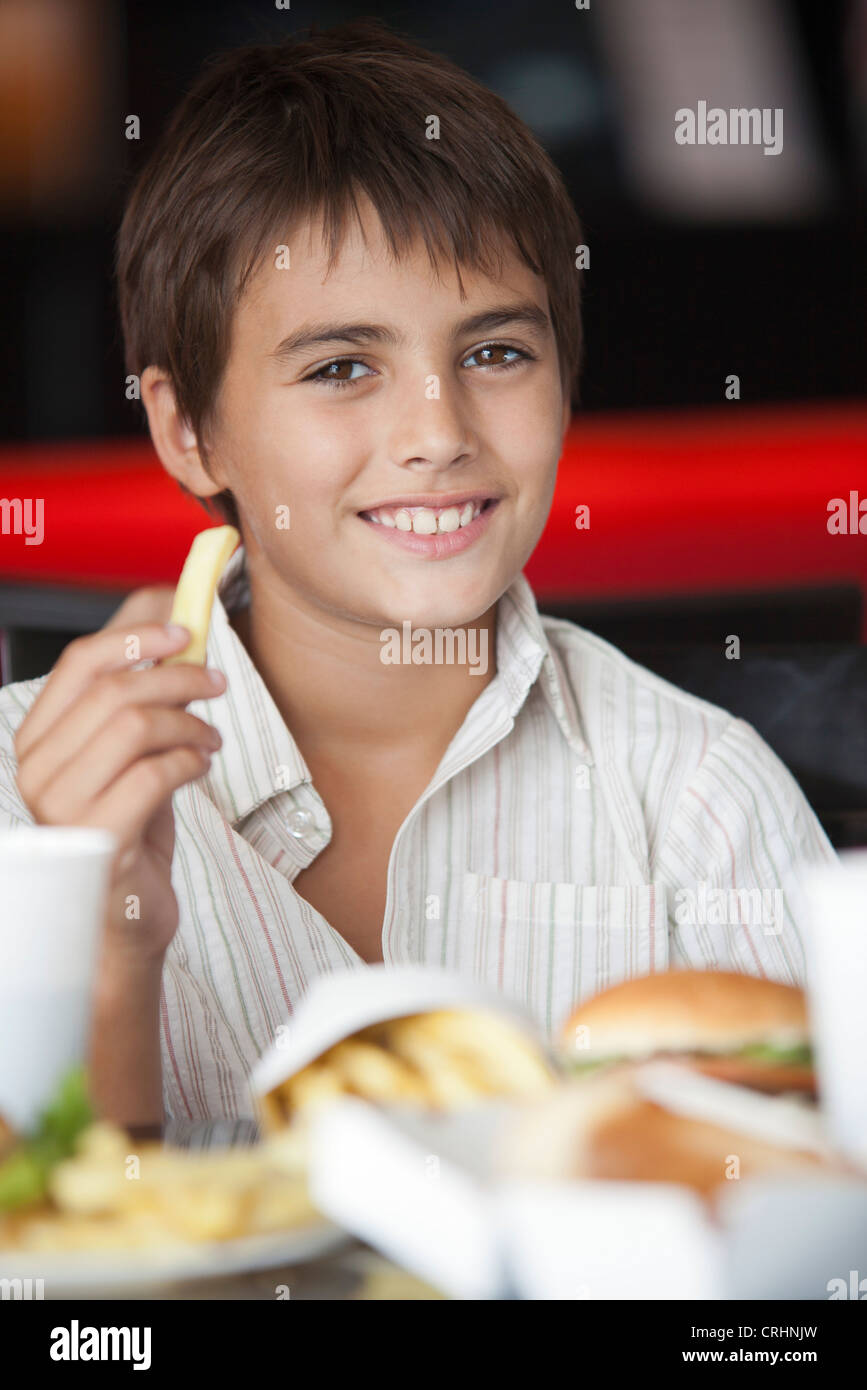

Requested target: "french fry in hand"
[{"left": 163, "top": 525, "right": 240, "bottom": 665}]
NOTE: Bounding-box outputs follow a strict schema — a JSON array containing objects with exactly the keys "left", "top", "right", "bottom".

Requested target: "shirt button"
[{"left": 286, "top": 808, "right": 315, "bottom": 839}]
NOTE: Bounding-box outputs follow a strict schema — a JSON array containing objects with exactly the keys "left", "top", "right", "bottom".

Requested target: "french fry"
[
  {"left": 258, "top": 1090, "right": 287, "bottom": 1132},
  {"left": 397, "top": 1010, "right": 556, "bottom": 1095},
  {"left": 248, "top": 1176, "right": 319, "bottom": 1233},
  {"left": 155, "top": 1180, "right": 250, "bottom": 1241},
  {"left": 275, "top": 1062, "right": 348, "bottom": 1117},
  {"left": 382, "top": 1018, "right": 491, "bottom": 1108},
  {"left": 47, "top": 1156, "right": 127, "bottom": 1217},
  {"left": 324, "top": 1039, "right": 430, "bottom": 1103},
  {"left": 261, "top": 1126, "right": 309, "bottom": 1173},
  {"left": 163, "top": 525, "right": 240, "bottom": 665}
]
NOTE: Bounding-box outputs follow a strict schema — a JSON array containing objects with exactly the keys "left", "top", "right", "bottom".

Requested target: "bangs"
[{"left": 236, "top": 176, "right": 544, "bottom": 311}]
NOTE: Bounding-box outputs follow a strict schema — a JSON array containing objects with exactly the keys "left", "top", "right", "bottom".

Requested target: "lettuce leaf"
[
  {"left": 564, "top": 1042, "right": 813, "bottom": 1073},
  {"left": 0, "top": 1067, "right": 93, "bottom": 1212}
]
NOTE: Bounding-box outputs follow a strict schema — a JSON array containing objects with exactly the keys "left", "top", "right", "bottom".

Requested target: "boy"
[{"left": 0, "top": 21, "right": 837, "bottom": 1129}]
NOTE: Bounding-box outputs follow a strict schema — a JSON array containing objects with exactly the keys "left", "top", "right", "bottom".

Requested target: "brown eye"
[
  {"left": 463, "top": 343, "right": 530, "bottom": 371},
  {"left": 306, "top": 358, "right": 374, "bottom": 389},
  {"left": 478, "top": 345, "right": 509, "bottom": 366}
]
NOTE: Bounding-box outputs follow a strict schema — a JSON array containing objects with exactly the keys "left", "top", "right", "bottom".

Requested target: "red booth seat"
[{"left": 0, "top": 403, "right": 865, "bottom": 636}]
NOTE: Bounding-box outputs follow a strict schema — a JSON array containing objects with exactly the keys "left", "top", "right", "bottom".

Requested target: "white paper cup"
[
  {"left": 0, "top": 827, "right": 116, "bottom": 1130},
  {"left": 802, "top": 849, "right": 867, "bottom": 1168}
]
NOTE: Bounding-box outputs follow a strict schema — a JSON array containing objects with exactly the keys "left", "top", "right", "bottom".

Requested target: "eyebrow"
[{"left": 266, "top": 301, "right": 552, "bottom": 364}]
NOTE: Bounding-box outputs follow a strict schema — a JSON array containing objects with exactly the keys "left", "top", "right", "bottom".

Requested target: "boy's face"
[{"left": 189, "top": 197, "right": 569, "bottom": 631}]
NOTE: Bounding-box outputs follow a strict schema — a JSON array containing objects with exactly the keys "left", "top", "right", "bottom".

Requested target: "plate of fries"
[{"left": 0, "top": 1072, "right": 345, "bottom": 1294}]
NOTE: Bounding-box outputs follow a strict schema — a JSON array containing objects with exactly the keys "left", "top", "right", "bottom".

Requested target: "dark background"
[{"left": 0, "top": 0, "right": 863, "bottom": 442}]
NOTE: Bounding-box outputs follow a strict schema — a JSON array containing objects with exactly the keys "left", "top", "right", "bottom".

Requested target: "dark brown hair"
[{"left": 116, "top": 18, "right": 585, "bottom": 531}]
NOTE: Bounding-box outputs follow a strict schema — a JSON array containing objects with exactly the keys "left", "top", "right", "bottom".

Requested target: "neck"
[{"left": 230, "top": 555, "right": 498, "bottom": 770}]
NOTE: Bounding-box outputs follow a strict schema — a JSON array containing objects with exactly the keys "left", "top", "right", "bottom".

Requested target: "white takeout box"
[
  {"left": 308, "top": 1095, "right": 867, "bottom": 1300},
  {"left": 249, "top": 964, "right": 550, "bottom": 1104},
  {"left": 307, "top": 1097, "right": 726, "bottom": 1299},
  {"left": 308, "top": 1096, "right": 505, "bottom": 1300},
  {"left": 493, "top": 1180, "right": 724, "bottom": 1300}
]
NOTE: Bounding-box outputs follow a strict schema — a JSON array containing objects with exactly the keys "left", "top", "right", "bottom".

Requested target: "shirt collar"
[
  {"left": 495, "top": 570, "right": 593, "bottom": 761},
  {"left": 202, "top": 546, "right": 590, "bottom": 825},
  {"left": 202, "top": 547, "right": 311, "bottom": 825}
]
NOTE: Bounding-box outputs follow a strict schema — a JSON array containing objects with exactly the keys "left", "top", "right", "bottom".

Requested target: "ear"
[{"left": 140, "top": 366, "right": 225, "bottom": 499}]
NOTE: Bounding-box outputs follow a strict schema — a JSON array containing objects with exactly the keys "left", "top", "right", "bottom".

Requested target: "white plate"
[{"left": 0, "top": 1220, "right": 349, "bottom": 1296}]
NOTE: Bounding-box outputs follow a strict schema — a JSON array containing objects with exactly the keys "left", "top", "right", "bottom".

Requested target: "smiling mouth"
[{"left": 357, "top": 497, "right": 498, "bottom": 535}]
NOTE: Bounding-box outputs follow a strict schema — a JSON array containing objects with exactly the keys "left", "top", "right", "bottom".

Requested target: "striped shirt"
[{"left": 0, "top": 547, "right": 838, "bottom": 1122}]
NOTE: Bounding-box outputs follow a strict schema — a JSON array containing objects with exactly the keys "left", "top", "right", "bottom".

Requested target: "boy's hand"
[{"left": 12, "top": 587, "right": 227, "bottom": 964}]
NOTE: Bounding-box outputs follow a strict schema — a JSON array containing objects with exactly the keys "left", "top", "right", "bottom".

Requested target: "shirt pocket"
[{"left": 458, "top": 872, "right": 669, "bottom": 1043}]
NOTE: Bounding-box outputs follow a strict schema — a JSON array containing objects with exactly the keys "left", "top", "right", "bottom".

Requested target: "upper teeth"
[{"left": 366, "top": 501, "right": 483, "bottom": 534}]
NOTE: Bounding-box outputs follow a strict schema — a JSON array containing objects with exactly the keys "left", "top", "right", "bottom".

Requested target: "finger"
[
  {"left": 102, "top": 585, "right": 177, "bottom": 632},
  {"left": 14, "top": 622, "right": 195, "bottom": 759},
  {"left": 22, "top": 707, "right": 221, "bottom": 819},
  {"left": 15, "top": 662, "right": 225, "bottom": 805},
  {"left": 83, "top": 746, "right": 215, "bottom": 855}
]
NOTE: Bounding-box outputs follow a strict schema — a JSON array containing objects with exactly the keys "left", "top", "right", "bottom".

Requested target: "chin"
[{"left": 376, "top": 572, "right": 508, "bottom": 632}]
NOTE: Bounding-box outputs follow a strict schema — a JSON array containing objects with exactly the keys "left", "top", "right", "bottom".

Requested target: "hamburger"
[
  {"left": 558, "top": 970, "right": 816, "bottom": 1097},
  {"left": 496, "top": 969, "right": 842, "bottom": 1199},
  {"left": 495, "top": 1067, "right": 838, "bottom": 1199}
]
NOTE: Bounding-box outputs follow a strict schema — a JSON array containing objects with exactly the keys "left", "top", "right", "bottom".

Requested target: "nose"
[{"left": 387, "top": 373, "right": 478, "bottom": 475}]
